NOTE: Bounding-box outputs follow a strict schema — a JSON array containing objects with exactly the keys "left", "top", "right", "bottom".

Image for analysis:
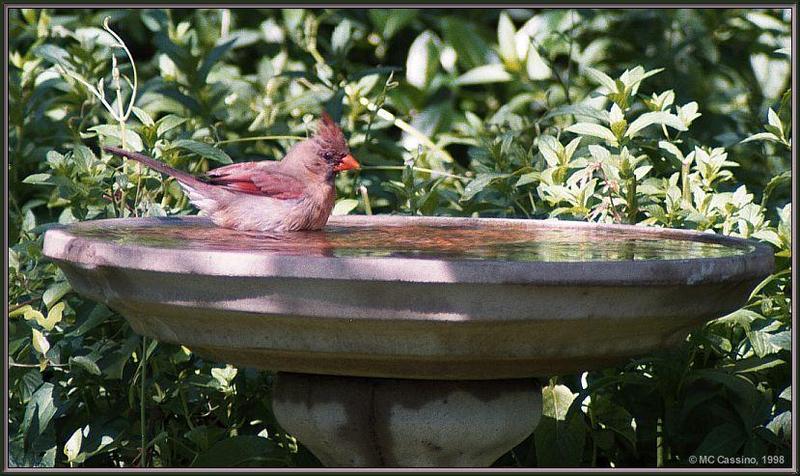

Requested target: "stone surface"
[
  {"left": 272, "top": 373, "right": 541, "bottom": 467},
  {"left": 42, "top": 215, "right": 774, "bottom": 379}
]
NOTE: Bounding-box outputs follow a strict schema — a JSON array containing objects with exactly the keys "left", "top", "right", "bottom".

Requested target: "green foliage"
[{"left": 8, "top": 7, "right": 791, "bottom": 468}]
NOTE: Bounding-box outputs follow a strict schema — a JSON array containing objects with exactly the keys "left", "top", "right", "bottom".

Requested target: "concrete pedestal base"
[{"left": 272, "top": 373, "right": 541, "bottom": 467}]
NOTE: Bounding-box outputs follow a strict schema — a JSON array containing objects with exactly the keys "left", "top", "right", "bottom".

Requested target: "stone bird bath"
[{"left": 43, "top": 215, "right": 773, "bottom": 467}]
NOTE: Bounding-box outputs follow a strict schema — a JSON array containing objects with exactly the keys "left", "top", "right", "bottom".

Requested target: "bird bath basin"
[{"left": 43, "top": 215, "right": 773, "bottom": 467}]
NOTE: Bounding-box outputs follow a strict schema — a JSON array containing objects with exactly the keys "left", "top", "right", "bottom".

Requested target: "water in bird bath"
[{"left": 68, "top": 216, "right": 753, "bottom": 262}]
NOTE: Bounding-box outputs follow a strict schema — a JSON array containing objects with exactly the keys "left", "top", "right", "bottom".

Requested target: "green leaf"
[
  {"left": 526, "top": 46, "right": 551, "bottom": 80},
  {"left": 43, "top": 281, "right": 71, "bottom": 308},
  {"left": 196, "top": 38, "right": 237, "bottom": 87},
  {"left": 169, "top": 140, "right": 232, "bottom": 164},
  {"left": 332, "top": 198, "right": 359, "bottom": 216},
  {"left": 158, "top": 87, "right": 203, "bottom": 114},
  {"left": 192, "top": 435, "right": 286, "bottom": 467},
  {"left": 760, "top": 170, "right": 790, "bottom": 207},
  {"left": 625, "top": 111, "right": 687, "bottom": 138},
  {"left": 32, "top": 44, "right": 71, "bottom": 66},
  {"left": 778, "top": 386, "right": 791, "bottom": 401},
  {"left": 100, "top": 334, "right": 139, "bottom": 380},
  {"left": 542, "top": 384, "right": 576, "bottom": 420},
  {"left": 32, "top": 328, "right": 50, "bottom": 356},
  {"left": 154, "top": 32, "right": 195, "bottom": 75},
  {"left": 184, "top": 425, "right": 226, "bottom": 452},
  {"left": 747, "top": 329, "right": 778, "bottom": 358},
  {"left": 454, "top": 64, "right": 512, "bottom": 86},
  {"left": 31, "top": 383, "right": 59, "bottom": 434},
  {"left": 658, "top": 140, "right": 685, "bottom": 163},
  {"left": 768, "top": 330, "right": 791, "bottom": 351},
  {"left": 688, "top": 369, "right": 762, "bottom": 426},
  {"left": 38, "top": 302, "right": 64, "bottom": 332},
  {"left": 210, "top": 365, "right": 238, "bottom": 387},
  {"left": 67, "top": 304, "right": 113, "bottom": 337},
  {"left": 591, "top": 396, "right": 636, "bottom": 447},
  {"left": 441, "top": 17, "right": 492, "bottom": 70},
  {"left": 87, "top": 125, "right": 144, "bottom": 152},
  {"left": 693, "top": 422, "right": 747, "bottom": 456},
  {"left": 331, "top": 19, "right": 352, "bottom": 55},
  {"left": 584, "top": 66, "right": 617, "bottom": 92},
  {"left": 740, "top": 132, "right": 781, "bottom": 144},
  {"left": 69, "top": 356, "right": 102, "bottom": 376},
  {"left": 460, "top": 173, "right": 508, "bottom": 201},
  {"left": 727, "top": 356, "right": 785, "bottom": 374},
  {"left": 767, "top": 108, "right": 783, "bottom": 135},
  {"left": 156, "top": 114, "right": 187, "bottom": 137},
  {"left": 63, "top": 427, "right": 83, "bottom": 463},
  {"left": 406, "top": 31, "right": 440, "bottom": 90},
  {"left": 46, "top": 150, "right": 67, "bottom": 169},
  {"left": 714, "top": 309, "right": 763, "bottom": 329},
  {"left": 23, "top": 173, "right": 53, "bottom": 185},
  {"left": 566, "top": 122, "right": 617, "bottom": 143},
  {"left": 516, "top": 171, "right": 541, "bottom": 187},
  {"left": 534, "top": 412, "right": 585, "bottom": 467},
  {"left": 497, "top": 12, "right": 518, "bottom": 66},
  {"left": 131, "top": 107, "right": 155, "bottom": 126},
  {"left": 534, "top": 384, "right": 585, "bottom": 467},
  {"left": 767, "top": 411, "right": 791, "bottom": 440},
  {"left": 17, "top": 370, "right": 43, "bottom": 404},
  {"left": 19, "top": 306, "right": 44, "bottom": 324},
  {"left": 542, "top": 104, "right": 609, "bottom": 123},
  {"left": 10, "top": 304, "right": 33, "bottom": 319}
]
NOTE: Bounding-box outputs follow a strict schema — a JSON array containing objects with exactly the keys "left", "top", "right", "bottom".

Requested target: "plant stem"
[
  {"left": 565, "top": 10, "right": 576, "bottom": 97},
  {"left": 215, "top": 135, "right": 305, "bottom": 145},
  {"left": 357, "top": 72, "right": 395, "bottom": 158},
  {"left": 8, "top": 297, "right": 40, "bottom": 313},
  {"left": 359, "top": 185, "right": 373, "bottom": 215},
  {"left": 357, "top": 97, "right": 455, "bottom": 163},
  {"left": 220, "top": 9, "right": 231, "bottom": 38},
  {"left": 140, "top": 335, "right": 147, "bottom": 468},
  {"left": 10, "top": 362, "right": 67, "bottom": 368},
  {"left": 656, "top": 416, "right": 665, "bottom": 467},
  {"left": 111, "top": 55, "right": 131, "bottom": 216},
  {"left": 597, "top": 165, "right": 623, "bottom": 223},
  {"left": 681, "top": 160, "right": 691, "bottom": 204},
  {"left": 179, "top": 389, "right": 196, "bottom": 430},
  {"left": 626, "top": 177, "right": 638, "bottom": 224},
  {"left": 360, "top": 165, "right": 466, "bottom": 180}
]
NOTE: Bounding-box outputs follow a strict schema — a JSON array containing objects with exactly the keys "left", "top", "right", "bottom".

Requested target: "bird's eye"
[{"left": 323, "top": 151, "right": 333, "bottom": 162}]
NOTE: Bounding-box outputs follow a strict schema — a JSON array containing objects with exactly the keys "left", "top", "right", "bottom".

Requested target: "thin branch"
[
  {"left": 103, "top": 17, "right": 137, "bottom": 121},
  {"left": 357, "top": 96, "right": 455, "bottom": 163},
  {"left": 215, "top": 135, "right": 305, "bottom": 145},
  {"left": 360, "top": 165, "right": 466, "bottom": 180}
]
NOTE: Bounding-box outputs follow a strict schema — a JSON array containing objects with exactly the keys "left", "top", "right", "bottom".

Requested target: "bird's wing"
[{"left": 204, "top": 162, "right": 305, "bottom": 200}]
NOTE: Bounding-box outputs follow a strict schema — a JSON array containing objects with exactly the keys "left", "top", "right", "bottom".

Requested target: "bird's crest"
[{"left": 314, "top": 112, "right": 349, "bottom": 158}]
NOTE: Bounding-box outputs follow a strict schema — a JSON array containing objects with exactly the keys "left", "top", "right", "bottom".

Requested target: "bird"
[{"left": 103, "top": 112, "right": 360, "bottom": 232}]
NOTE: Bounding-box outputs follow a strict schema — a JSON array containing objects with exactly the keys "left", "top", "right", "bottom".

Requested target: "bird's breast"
[{"left": 282, "top": 182, "right": 336, "bottom": 231}]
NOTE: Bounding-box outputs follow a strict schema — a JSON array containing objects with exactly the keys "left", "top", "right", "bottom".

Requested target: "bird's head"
[{"left": 307, "top": 112, "right": 359, "bottom": 177}]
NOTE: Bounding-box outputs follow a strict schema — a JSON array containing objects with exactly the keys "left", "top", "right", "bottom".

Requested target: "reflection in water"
[{"left": 69, "top": 217, "right": 753, "bottom": 262}]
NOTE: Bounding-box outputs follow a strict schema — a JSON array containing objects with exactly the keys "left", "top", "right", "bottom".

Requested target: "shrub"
[{"left": 8, "top": 8, "right": 791, "bottom": 467}]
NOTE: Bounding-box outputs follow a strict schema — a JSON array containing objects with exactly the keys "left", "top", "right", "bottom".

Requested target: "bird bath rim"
[
  {"left": 42, "top": 214, "right": 774, "bottom": 287},
  {"left": 42, "top": 214, "right": 774, "bottom": 379}
]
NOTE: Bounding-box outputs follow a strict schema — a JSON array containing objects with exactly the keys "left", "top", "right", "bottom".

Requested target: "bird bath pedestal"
[{"left": 43, "top": 215, "right": 773, "bottom": 467}]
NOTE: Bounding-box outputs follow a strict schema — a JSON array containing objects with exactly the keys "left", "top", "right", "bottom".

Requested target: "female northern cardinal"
[{"left": 103, "top": 113, "right": 359, "bottom": 232}]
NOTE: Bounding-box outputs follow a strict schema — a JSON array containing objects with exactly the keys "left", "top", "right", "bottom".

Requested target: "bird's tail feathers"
[{"left": 102, "top": 146, "right": 209, "bottom": 191}]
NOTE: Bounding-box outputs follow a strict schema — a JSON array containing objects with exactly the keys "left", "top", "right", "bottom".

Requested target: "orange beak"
[{"left": 334, "top": 154, "right": 360, "bottom": 172}]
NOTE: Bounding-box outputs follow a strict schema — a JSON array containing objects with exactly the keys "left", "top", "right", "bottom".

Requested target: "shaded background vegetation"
[{"left": 7, "top": 8, "right": 792, "bottom": 468}]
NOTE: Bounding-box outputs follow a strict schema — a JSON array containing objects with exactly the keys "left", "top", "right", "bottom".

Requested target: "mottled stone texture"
[{"left": 272, "top": 373, "right": 541, "bottom": 467}]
